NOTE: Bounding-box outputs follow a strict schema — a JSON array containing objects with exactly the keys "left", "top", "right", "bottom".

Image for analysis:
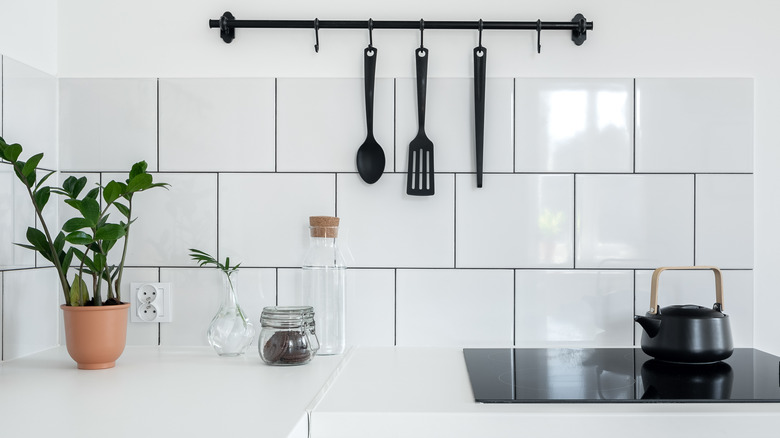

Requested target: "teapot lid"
[{"left": 659, "top": 303, "right": 726, "bottom": 318}]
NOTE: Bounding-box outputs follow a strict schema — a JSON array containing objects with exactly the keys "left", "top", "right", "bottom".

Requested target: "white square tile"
[
  {"left": 160, "top": 268, "right": 275, "bottom": 347},
  {"left": 278, "top": 268, "right": 395, "bottom": 347},
  {"left": 696, "top": 174, "right": 753, "bottom": 268},
  {"left": 0, "top": 163, "right": 35, "bottom": 268},
  {"left": 102, "top": 172, "right": 217, "bottom": 267},
  {"left": 59, "top": 79, "right": 158, "bottom": 172},
  {"left": 456, "top": 173, "right": 573, "bottom": 268},
  {"left": 396, "top": 269, "right": 513, "bottom": 347},
  {"left": 159, "top": 79, "right": 275, "bottom": 171},
  {"left": 395, "top": 78, "right": 514, "bottom": 174},
  {"left": 3, "top": 268, "right": 59, "bottom": 360},
  {"left": 2, "top": 58, "right": 57, "bottom": 170},
  {"left": 515, "top": 78, "right": 634, "bottom": 172},
  {"left": 516, "top": 270, "right": 634, "bottom": 347},
  {"left": 636, "top": 78, "right": 753, "bottom": 173},
  {"left": 337, "top": 173, "right": 454, "bottom": 268},
  {"left": 220, "top": 173, "right": 335, "bottom": 267},
  {"left": 277, "top": 78, "right": 394, "bottom": 173},
  {"left": 634, "top": 269, "right": 753, "bottom": 347},
  {"left": 576, "top": 175, "right": 694, "bottom": 268}
]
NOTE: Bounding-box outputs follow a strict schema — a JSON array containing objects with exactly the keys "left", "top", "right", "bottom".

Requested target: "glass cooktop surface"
[{"left": 462, "top": 348, "right": 780, "bottom": 403}]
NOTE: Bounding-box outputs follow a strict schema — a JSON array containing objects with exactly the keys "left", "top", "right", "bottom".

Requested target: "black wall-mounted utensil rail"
[{"left": 208, "top": 12, "right": 593, "bottom": 50}]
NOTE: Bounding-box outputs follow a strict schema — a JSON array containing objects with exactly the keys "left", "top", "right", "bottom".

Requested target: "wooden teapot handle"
[{"left": 649, "top": 266, "right": 724, "bottom": 315}]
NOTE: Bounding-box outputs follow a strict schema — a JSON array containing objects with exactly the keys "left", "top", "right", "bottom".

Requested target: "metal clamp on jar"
[{"left": 259, "top": 306, "right": 319, "bottom": 365}]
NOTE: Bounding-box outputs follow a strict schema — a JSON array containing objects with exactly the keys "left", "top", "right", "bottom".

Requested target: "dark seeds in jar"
[{"left": 263, "top": 330, "right": 311, "bottom": 364}]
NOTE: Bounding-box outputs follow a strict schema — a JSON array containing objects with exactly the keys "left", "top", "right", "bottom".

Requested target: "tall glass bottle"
[{"left": 302, "top": 216, "right": 346, "bottom": 355}]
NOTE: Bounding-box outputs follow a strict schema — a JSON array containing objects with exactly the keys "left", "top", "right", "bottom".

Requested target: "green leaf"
[
  {"left": 92, "top": 253, "right": 106, "bottom": 273},
  {"left": 125, "top": 173, "right": 153, "bottom": 194},
  {"left": 13, "top": 160, "right": 33, "bottom": 187},
  {"left": 72, "top": 248, "right": 97, "bottom": 273},
  {"left": 61, "top": 248, "right": 75, "bottom": 274},
  {"left": 22, "top": 153, "right": 43, "bottom": 179},
  {"left": 35, "top": 170, "right": 56, "bottom": 191},
  {"left": 85, "top": 187, "right": 100, "bottom": 200},
  {"left": 26, "top": 227, "right": 50, "bottom": 255},
  {"left": 53, "top": 231, "right": 66, "bottom": 254},
  {"left": 95, "top": 223, "right": 125, "bottom": 241},
  {"left": 114, "top": 202, "right": 130, "bottom": 218},
  {"left": 69, "top": 274, "right": 89, "bottom": 307},
  {"left": 129, "top": 161, "right": 148, "bottom": 180},
  {"left": 64, "top": 198, "right": 82, "bottom": 211},
  {"left": 62, "top": 176, "right": 87, "bottom": 199},
  {"left": 2, "top": 143, "right": 22, "bottom": 163},
  {"left": 79, "top": 197, "right": 100, "bottom": 225},
  {"left": 103, "top": 238, "right": 117, "bottom": 254},
  {"left": 33, "top": 186, "right": 51, "bottom": 211},
  {"left": 62, "top": 217, "right": 93, "bottom": 232},
  {"left": 65, "top": 231, "right": 94, "bottom": 245},
  {"left": 14, "top": 243, "right": 38, "bottom": 252},
  {"left": 103, "top": 180, "right": 122, "bottom": 205}
]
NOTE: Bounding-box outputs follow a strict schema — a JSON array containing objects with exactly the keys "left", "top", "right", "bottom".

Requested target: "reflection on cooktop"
[{"left": 462, "top": 348, "right": 780, "bottom": 403}]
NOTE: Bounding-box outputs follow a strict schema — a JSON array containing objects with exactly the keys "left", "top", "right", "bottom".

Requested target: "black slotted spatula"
[{"left": 406, "top": 47, "right": 434, "bottom": 196}]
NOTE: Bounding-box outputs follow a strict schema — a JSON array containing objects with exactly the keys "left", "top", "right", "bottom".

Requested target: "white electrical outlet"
[{"left": 130, "top": 282, "right": 172, "bottom": 323}]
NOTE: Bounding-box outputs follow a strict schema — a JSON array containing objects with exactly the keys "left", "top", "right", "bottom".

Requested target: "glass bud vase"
[{"left": 208, "top": 272, "right": 256, "bottom": 356}]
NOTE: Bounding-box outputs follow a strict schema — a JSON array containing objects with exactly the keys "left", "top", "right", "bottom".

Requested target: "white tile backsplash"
[
  {"left": 2, "top": 58, "right": 57, "bottom": 170},
  {"left": 396, "top": 269, "right": 514, "bottom": 347},
  {"left": 515, "top": 78, "right": 634, "bottom": 173},
  {"left": 395, "top": 78, "right": 514, "bottom": 174},
  {"left": 456, "top": 173, "right": 573, "bottom": 268},
  {"left": 576, "top": 174, "right": 695, "bottom": 269},
  {"left": 0, "top": 67, "right": 758, "bottom": 354},
  {"left": 160, "top": 268, "right": 275, "bottom": 347},
  {"left": 635, "top": 78, "right": 753, "bottom": 173},
  {"left": 2, "top": 268, "right": 59, "bottom": 360},
  {"left": 516, "top": 270, "right": 634, "bottom": 347},
  {"left": 277, "top": 78, "right": 394, "bottom": 173},
  {"left": 159, "top": 79, "right": 275, "bottom": 172},
  {"left": 634, "top": 269, "right": 753, "bottom": 347},
  {"left": 220, "top": 173, "right": 335, "bottom": 267},
  {"left": 59, "top": 79, "right": 157, "bottom": 172},
  {"left": 695, "top": 174, "right": 753, "bottom": 268},
  {"left": 0, "top": 162, "right": 35, "bottom": 268},
  {"left": 337, "top": 173, "right": 454, "bottom": 268}
]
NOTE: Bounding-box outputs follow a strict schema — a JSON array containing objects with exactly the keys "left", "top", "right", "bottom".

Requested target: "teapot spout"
[{"left": 634, "top": 315, "right": 661, "bottom": 338}]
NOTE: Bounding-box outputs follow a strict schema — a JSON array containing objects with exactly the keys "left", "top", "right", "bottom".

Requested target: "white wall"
[
  {"left": 1, "top": 0, "right": 777, "bottom": 355},
  {"left": 0, "top": 0, "right": 57, "bottom": 74}
]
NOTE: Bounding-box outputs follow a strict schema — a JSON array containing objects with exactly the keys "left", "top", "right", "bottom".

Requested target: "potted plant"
[
  {"left": 189, "top": 249, "right": 255, "bottom": 356},
  {"left": 0, "top": 137, "right": 168, "bottom": 369}
]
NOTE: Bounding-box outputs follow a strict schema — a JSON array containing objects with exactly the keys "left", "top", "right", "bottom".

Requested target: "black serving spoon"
[{"left": 356, "top": 46, "right": 385, "bottom": 184}]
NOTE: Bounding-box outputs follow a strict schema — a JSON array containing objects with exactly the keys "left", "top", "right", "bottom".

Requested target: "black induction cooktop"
[{"left": 463, "top": 348, "right": 780, "bottom": 403}]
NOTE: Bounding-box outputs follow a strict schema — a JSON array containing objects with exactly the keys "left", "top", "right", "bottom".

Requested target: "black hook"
[
  {"left": 314, "top": 18, "right": 320, "bottom": 53},
  {"left": 419, "top": 19, "right": 425, "bottom": 49},
  {"left": 368, "top": 18, "right": 374, "bottom": 49},
  {"left": 536, "top": 19, "right": 541, "bottom": 53},
  {"left": 478, "top": 19, "right": 484, "bottom": 49}
]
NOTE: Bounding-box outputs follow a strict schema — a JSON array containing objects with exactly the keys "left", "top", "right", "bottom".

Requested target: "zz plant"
[{"left": 0, "top": 137, "right": 168, "bottom": 306}]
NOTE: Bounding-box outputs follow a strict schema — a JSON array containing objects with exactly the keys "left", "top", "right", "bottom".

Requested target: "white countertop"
[
  {"left": 3, "top": 347, "right": 780, "bottom": 438},
  {"left": 0, "top": 346, "right": 344, "bottom": 438},
  {"left": 309, "top": 347, "right": 780, "bottom": 438}
]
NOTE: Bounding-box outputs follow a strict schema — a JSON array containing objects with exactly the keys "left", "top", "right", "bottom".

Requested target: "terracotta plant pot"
[{"left": 61, "top": 303, "right": 130, "bottom": 370}]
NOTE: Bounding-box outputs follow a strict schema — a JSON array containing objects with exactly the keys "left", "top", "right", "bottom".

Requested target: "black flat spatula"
[{"left": 406, "top": 47, "right": 434, "bottom": 196}]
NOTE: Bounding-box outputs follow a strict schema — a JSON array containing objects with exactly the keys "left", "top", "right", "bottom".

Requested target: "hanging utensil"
[
  {"left": 407, "top": 20, "right": 434, "bottom": 196},
  {"left": 356, "top": 20, "right": 385, "bottom": 184},
  {"left": 474, "top": 20, "right": 487, "bottom": 188}
]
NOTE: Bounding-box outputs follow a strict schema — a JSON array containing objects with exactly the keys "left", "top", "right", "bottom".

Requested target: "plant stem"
[
  {"left": 115, "top": 198, "right": 133, "bottom": 304},
  {"left": 18, "top": 163, "right": 70, "bottom": 304}
]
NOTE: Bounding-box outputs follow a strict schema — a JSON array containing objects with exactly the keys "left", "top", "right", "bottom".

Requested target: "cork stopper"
[{"left": 309, "top": 216, "right": 340, "bottom": 238}]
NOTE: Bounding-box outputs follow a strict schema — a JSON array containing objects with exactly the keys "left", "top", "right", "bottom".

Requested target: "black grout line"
[
  {"left": 334, "top": 174, "right": 338, "bottom": 217},
  {"left": 275, "top": 268, "right": 279, "bottom": 306},
  {"left": 393, "top": 268, "right": 397, "bottom": 347},
  {"left": 274, "top": 78, "right": 278, "bottom": 173},
  {"left": 156, "top": 79, "right": 160, "bottom": 172},
  {"left": 453, "top": 174, "right": 457, "bottom": 268},
  {"left": 632, "top": 78, "right": 636, "bottom": 174},
  {"left": 693, "top": 174, "right": 697, "bottom": 265},
  {"left": 632, "top": 269, "right": 636, "bottom": 347},
  {"left": 512, "top": 269, "right": 516, "bottom": 346},
  {"left": 573, "top": 174, "right": 577, "bottom": 269},
  {"left": 1, "top": 271, "right": 4, "bottom": 361},
  {"left": 117, "top": 265, "right": 755, "bottom": 272},
  {"left": 1, "top": 55, "right": 4, "bottom": 138},
  {"left": 393, "top": 78, "right": 397, "bottom": 173},
  {"left": 216, "top": 173, "right": 220, "bottom": 261},
  {"left": 157, "top": 267, "right": 162, "bottom": 346},
  {"left": 513, "top": 77, "right": 516, "bottom": 173}
]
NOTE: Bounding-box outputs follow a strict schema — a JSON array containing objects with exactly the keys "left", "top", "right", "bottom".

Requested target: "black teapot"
[{"left": 634, "top": 266, "right": 733, "bottom": 363}]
